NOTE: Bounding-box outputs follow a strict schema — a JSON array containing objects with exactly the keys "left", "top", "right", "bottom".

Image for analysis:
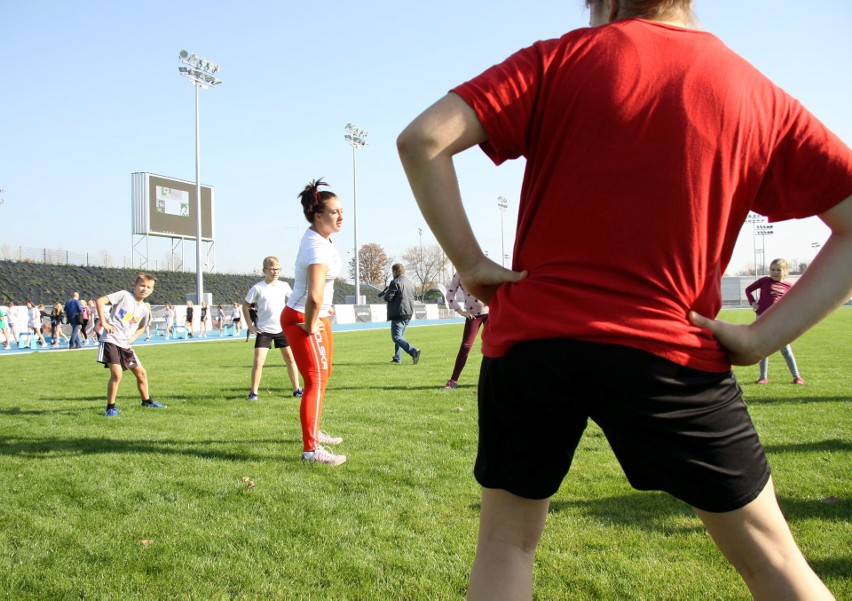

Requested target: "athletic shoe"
[
  {"left": 247, "top": 392, "right": 259, "bottom": 401},
  {"left": 318, "top": 430, "right": 343, "bottom": 445},
  {"left": 756, "top": 378, "right": 769, "bottom": 385},
  {"left": 293, "top": 389, "right": 303, "bottom": 398},
  {"left": 145, "top": 336, "right": 151, "bottom": 341},
  {"left": 412, "top": 348, "right": 421, "bottom": 365},
  {"left": 3, "top": 345, "right": 9, "bottom": 350},
  {"left": 142, "top": 399, "right": 167, "bottom": 408},
  {"left": 302, "top": 445, "right": 347, "bottom": 466},
  {"left": 444, "top": 379, "right": 458, "bottom": 389},
  {"left": 104, "top": 407, "right": 119, "bottom": 417},
  {"left": 390, "top": 359, "right": 402, "bottom": 364},
  {"left": 792, "top": 376, "right": 805, "bottom": 385}
]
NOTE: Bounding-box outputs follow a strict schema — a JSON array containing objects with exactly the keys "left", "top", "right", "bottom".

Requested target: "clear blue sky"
[{"left": 1, "top": 1, "right": 850, "bottom": 279}]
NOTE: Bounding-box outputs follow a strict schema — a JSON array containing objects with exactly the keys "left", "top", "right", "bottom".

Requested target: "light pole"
[
  {"left": 344, "top": 123, "right": 367, "bottom": 303},
  {"left": 811, "top": 242, "right": 821, "bottom": 267},
  {"left": 497, "top": 196, "right": 508, "bottom": 267},
  {"left": 178, "top": 50, "right": 221, "bottom": 305},
  {"left": 755, "top": 223, "right": 774, "bottom": 275},
  {"left": 745, "top": 213, "right": 764, "bottom": 278}
]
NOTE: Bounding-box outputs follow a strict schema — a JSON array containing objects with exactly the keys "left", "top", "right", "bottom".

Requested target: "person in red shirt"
[
  {"left": 398, "top": 0, "right": 851, "bottom": 598},
  {"left": 745, "top": 259, "right": 805, "bottom": 384}
]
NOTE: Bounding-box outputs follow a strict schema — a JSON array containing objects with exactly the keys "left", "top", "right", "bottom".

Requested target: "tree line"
[{"left": 348, "top": 242, "right": 450, "bottom": 298}]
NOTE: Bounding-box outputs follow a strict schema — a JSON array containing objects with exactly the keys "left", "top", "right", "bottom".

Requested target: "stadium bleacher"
[{"left": 0, "top": 260, "right": 377, "bottom": 306}]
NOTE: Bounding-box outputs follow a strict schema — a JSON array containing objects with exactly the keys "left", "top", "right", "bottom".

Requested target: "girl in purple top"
[{"left": 744, "top": 259, "right": 804, "bottom": 384}]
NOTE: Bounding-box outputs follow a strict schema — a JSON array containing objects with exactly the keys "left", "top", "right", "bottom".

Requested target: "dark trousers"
[{"left": 450, "top": 314, "right": 488, "bottom": 381}]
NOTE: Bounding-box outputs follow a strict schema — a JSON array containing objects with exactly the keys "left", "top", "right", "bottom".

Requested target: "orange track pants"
[{"left": 281, "top": 306, "right": 333, "bottom": 452}]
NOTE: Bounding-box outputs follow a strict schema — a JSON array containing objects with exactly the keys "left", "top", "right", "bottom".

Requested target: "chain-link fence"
[{"left": 0, "top": 245, "right": 134, "bottom": 268}]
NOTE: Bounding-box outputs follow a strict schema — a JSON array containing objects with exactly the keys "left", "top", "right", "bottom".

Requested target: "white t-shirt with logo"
[
  {"left": 245, "top": 280, "right": 292, "bottom": 334},
  {"left": 102, "top": 290, "right": 150, "bottom": 349}
]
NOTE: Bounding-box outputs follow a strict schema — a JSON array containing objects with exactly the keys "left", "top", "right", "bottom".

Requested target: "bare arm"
[
  {"left": 128, "top": 308, "right": 148, "bottom": 344},
  {"left": 299, "top": 263, "right": 328, "bottom": 334},
  {"left": 96, "top": 296, "right": 114, "bottom": 334},
  {"left": 690, "top": 195, "right": 852, "bottom": 364},
  {"left": 397, "top": 93, "right": 526, "bottom": 303},
  {"left": 242, "top": 300, "right": 257, "bottom": 334}
]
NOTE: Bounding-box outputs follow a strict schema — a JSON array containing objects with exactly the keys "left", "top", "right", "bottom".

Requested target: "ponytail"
[{"left": 297, "top": 178, "right": 337, "bottom": 223}]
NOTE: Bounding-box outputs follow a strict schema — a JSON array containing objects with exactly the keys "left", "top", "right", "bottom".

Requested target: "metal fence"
[{"left": 0, "top": 245, "right": 133, "bottom": 269}]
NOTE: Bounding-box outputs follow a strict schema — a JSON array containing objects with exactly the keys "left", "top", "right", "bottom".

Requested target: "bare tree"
[
  {"left": 98, "top": 249, "right": 113, "bottom": 268},
  {"left": 348, "top": 242, "right": 391, "bottom": 287},
  {"left": 401, "top": 243, "right": 448, "bottom": 297}
]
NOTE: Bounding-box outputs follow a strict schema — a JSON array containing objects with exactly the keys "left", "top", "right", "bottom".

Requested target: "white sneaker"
[
  {"left": 318, "top": 430, "right": 343, "bottom": 445},
  {"left": 302, "top": 445, "right": 346, "bottom": 466}
]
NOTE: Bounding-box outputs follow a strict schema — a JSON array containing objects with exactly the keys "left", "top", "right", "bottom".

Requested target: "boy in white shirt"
[
  {"left": 96, "top": 273, "right": 166, "bottom": 416},
  {"left": 243, "top": 256, "right": 302, "bottom": 401}
]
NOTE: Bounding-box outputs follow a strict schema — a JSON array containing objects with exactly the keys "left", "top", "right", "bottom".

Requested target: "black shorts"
[
  {"left": 97, "top": 341, "right": 141, "bottom": 371},
  {"left": 475, "top": 339, "right": 770, "bottom": 513},
  {"left": 255, "top": 331, "right": 290, "bottom": 349}
]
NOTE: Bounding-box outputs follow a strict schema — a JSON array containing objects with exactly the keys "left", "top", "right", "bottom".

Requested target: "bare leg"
[
  {"left": 280, "top": 346, "right": 301, "bottom": 392},
  {"left": 250, "top": 347, "right": 269, "bottom": 393},
  {"left": 106, "top": 364, "right": 123, "bottom": 404},
  {"left": 468, "top": 488, "right": 549, "bottom": 601},
  {"left": 129, "top": 365, "right": 149, "bottom": 400},
  {"left": 694, "top": 477, "right": 834, "bottom": 600}
]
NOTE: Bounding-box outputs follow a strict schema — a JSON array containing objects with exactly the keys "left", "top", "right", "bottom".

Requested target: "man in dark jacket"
[
  {"left": 379, "top": 263, "right": 421, "bottom": 364},
  {"left": 64, "top": 291, "right": 85, "bottom": 349}
]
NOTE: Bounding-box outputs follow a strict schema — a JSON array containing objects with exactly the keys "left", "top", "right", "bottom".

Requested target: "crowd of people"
[{"left": 0, "top": 296, "right": 249, "bottom": 349}]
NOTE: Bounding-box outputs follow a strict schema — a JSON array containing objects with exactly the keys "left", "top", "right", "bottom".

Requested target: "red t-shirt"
[{"left": 452, "top": 19, "right": 852, "bottom": 372}]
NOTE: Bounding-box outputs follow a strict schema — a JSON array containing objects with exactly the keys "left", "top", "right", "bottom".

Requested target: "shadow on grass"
[
  {"left": 518, "top": 489, "right": 850, "bottom": 532},
  {"left": 0, "top": 435, "right": 295, "bottom": 462},
  {"left": 0, "top": 406, "right": 98, "bottom": 416},
  {"left": 808, "top": 555, "right": 852, "bottom": 582},
  {"left": 743, "top": 393, "right": 850, "bottom": 406},
  {"left": 546, "top": 492, "right": 703, "bottom": 533},
  {"left": 765, "top": 438, "right": 851, "bottom": 454},
  {"left": 777, "top": 496, "right": 851, "bottom": 522}
]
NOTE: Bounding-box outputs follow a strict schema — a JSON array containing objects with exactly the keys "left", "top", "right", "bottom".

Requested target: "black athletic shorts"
[
  {"left": 97, "top": 341, "right": 141, "bottom": 371},
  {"left": 475, "top": 339, "right": 770, "bottom": 513},
  {"left": 255, "top": 331, "right": 290, "bottom": 349}
]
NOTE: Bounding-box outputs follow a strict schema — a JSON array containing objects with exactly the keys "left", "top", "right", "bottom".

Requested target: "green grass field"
[{"left": 1, "top": 309, "right": 849, "bottom": 599}]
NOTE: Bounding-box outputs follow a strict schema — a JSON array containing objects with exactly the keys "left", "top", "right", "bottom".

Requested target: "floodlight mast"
[
  {"left": 497, "top": 196, "right": 509, "bottom": 267},
  {"left": 177, "top": 50, "right": 221, "bottom": 306},
  {"left": 344, "top": 123, "right": 368, "bottom": 303}
]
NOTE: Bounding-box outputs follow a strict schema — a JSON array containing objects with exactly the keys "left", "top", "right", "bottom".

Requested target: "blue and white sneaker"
[
  {"left": 141, "top": 399, "right": 167, "bottom": 409},
  {"left": 247, "top": 392, "right": 259, "bottom": 401},
  {"left": 104, "top": 407, "right": 119, "bottom": 417},
  {"left": 293, "top": 389, "right": 303, "bottom": 398}
]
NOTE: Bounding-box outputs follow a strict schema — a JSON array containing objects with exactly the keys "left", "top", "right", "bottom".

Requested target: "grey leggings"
[{"left": 759, "top": 344, "right": 800, "bottom": 379}]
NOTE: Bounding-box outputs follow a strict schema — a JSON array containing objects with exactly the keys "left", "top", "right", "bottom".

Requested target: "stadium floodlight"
[
  {"left": 745, "top": 213, "right": 765, "bottom": 279},
  {"left": 497, "top": 196, "right": 509, "bottom": 267},
  {"left": 754, "top": 222, "right": 774, "bottom": 275},
  {"left": 177, "top": 49, "right": 221, "bottom": 305},
  {"left": 344, "top": 123, "right": 368, "bottom": 303}
]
